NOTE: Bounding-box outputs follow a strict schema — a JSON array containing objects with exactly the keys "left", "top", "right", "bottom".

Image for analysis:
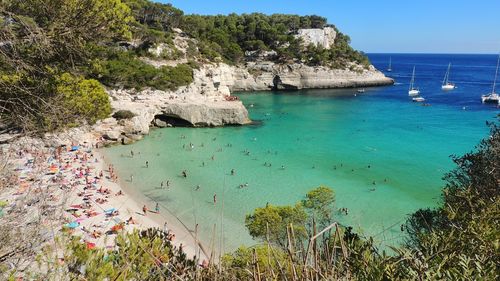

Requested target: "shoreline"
[{"left": 99, "top": 150, "right": 211, "bottom": 260}]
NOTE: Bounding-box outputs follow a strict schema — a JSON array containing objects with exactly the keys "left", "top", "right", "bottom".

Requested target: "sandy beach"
[{"left": 0, "top": 135, "right": 208, "bottom": 266}]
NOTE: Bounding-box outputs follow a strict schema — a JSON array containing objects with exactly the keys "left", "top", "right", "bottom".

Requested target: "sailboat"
[
  {"left": 387, "top": 57, "right": 392, "bottom": 72},
  {"left": 441, "top": 63, "right": 456, "bottom": 90},
  {"left": 408, "top": 66, "right": 420, "bottom": 96},
  {"left": 481, "top": 54, "right": 500, "bottom": 105}
]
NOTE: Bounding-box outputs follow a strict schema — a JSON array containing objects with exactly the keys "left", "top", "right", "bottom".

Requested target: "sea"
[{"left": 102, "top": 54, "right": 499, "bottom": 253}]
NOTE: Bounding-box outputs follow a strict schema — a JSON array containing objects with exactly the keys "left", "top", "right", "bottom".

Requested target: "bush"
[
  {"left": 112, "top": 110, "right": 136, "bottom": 120},
  {"left": 92, "top": 51, "right": 193, "bottom": 91},
  {"left": 55, "top": 73, "right": 112, "bottom": 126}
]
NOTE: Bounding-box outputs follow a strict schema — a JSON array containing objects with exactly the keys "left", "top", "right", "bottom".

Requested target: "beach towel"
[
  {"left": 71, "top": 146, "right": 79, "bottom": 151},
  {"left": 86, "top": 242, "right": 96, "bottom": 250},
  {"left": 66, "top": 221, "right": 79, "bottom": 229},
  {"left": 104, "top": 208, "right": 116, "bottom": 214}
]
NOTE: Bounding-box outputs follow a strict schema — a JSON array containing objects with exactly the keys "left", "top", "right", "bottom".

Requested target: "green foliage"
[
  {"left": 55, "top": 73, "right": 111, "bottom": 125},
  {"left": 402, "top": 121, "right": 500, "bottom": 279},
  {"left": 172, "top": 13, "right": 370, "bottom": 67},
  {"left": 3, "top": 0, "right": 133, "bottom": 68},
  {"left": 112, "top": 110, "right": 136, "bottom": 120},
  {"left": 0, "top": 0, "right": 132, "bottom": 133},
  {"left": 245, "top": 203, "right": 307, "bottom": 247},
  {"left": 302, "top": 186, "right": 335, "bottom": 227},
  {"left": 222, "top": 245, "right": 293, "bottom": 280},
  {"left": 178, "top": 13, "right": 330, "bottom": 64},
  {"left": 58, "top": 229, "right": 197, "bottom": 280},
  {"left": 91, "top": 51, "right": 193, "bottom": 91},
  {"left": 123, "top": 0, "right": 183, "bottom": 31}
]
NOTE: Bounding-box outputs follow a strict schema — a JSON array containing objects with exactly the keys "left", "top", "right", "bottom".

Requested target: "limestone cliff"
[
  {"left": 189, "top": 62, "right": 393, "bottom": 92},
  {"left": 295, "top": 27, "right": 337, "bottom": 49}
]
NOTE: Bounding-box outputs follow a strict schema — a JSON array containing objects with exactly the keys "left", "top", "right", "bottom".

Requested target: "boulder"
[{"left": 154, "top": 119, "right": 168, "bottom": 128}]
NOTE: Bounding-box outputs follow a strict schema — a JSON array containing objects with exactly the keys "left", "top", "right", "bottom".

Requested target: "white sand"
[{"left": 2, "top": 139, "right": 208, "bottom": 263}]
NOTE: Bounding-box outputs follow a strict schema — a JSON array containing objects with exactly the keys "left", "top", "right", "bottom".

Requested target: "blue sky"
[{"left": 159, "top": 0, "right": 500, "bottom": 54}]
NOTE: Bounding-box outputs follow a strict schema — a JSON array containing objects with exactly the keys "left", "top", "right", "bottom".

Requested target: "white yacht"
[
  {"left": 412, "top": 97, "right": 425, "bottom": 102},
  {"left": 441, "top": 63, "right": 456, "bottom": 90},
  {"left": 408, "top": 66, "right": 420, "bottom": 96},
  {"left": 481, "top": 54, "right": 500, "bottom": 105}
]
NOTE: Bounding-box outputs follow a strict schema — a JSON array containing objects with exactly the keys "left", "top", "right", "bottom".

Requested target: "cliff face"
[
  {"left": 295, "top": 27, "right": 337, "bottom": 49},
  {"left": 193, "top": 62, "right": 393, "bottom": 92}
]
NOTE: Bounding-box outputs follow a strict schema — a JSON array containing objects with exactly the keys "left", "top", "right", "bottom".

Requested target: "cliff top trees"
[{"left": 0, "top": 0, "right": 132, "bottom": 133}]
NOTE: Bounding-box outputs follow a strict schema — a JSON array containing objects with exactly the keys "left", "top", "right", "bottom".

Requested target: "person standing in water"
[
  {"left": 130, "top": 150, "right": 134, "bottom": 157},
  {"left": 155, "top": 203, "right": 160, "bottom": 213},
  {"left": 231, "top": 169, "right": 235, "bottom": 176},
  {"left": 146, "top": 161, "right": 149, "bottom": 168},
  {"left": 213, "top": 193, "right": 217, "bottom": 206}
]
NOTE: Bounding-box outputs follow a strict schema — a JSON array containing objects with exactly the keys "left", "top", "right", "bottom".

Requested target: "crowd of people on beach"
[{"left": 1, "top": 139, "right": 183, "bottom": 253}]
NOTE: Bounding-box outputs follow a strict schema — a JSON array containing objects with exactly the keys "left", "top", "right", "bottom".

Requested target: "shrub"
[
  {"left": 112, "top": 110, "right": 136, "bottom": 120},
  {"left": 92, "top": 51, "right": 193, "bottom": 91},
  {"left": 55, "top": 73, "right": 112, "bottom": 125}
]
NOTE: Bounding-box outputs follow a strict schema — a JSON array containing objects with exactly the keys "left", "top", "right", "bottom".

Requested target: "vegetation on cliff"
[
  {"left": 0, "top": 0, "right": 133, "bottom": 133},
  {"left": 122, "top": 0, "right": 369, "bottom": 67}
]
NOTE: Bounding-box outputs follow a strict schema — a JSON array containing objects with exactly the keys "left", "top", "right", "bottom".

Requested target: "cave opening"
[{"left": 153, "top": 114, "right": 193, "bottom": 127}]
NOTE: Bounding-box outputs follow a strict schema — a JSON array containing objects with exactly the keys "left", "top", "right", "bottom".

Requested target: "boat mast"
[
  {"left": 492, "top": 54, "right": 500, "bottom": 94},
  {"left": 409, "top": 66, "right": 415, "bottom": 90},
  {"left": 443, "top": 63, "right": 451, "bottom": 85}
]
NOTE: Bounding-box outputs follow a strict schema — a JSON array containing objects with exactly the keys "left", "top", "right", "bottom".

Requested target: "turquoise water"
[{"left": 103, "top": 54, "right": 499, "bottom": 252}]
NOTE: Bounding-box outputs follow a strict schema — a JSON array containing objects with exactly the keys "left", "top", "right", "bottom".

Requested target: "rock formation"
[{"left": 295, "top": 27, "right": 337, "bottom": 49}]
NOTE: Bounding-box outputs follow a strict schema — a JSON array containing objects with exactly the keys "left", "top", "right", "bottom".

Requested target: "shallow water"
[{"left": 103, "top": 54, "right": 499, "bottom": 252}]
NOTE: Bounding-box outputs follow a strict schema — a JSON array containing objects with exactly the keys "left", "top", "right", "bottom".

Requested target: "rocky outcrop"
[
  {"left": 295, "top": 27, "right": 337, "bottom": 49},
  {"left": 160, "top": 102, "right": 249, "bottom": 127},
  {"left": 190, "top": 62, "right": 393, "bottom": 92}
]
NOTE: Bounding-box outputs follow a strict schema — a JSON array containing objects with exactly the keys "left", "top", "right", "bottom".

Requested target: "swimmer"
[
  {"left": 231, "top": 169, "right": 235, "bottom": 176},
  {"left": 146, "top": 161, "right": 149, "bottom": 168},
  {"left": 196, "top": 185, "right": 201, "bottom": 191}
]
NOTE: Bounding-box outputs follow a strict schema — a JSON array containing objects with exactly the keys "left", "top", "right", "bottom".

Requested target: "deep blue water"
[{"left": 368, "top": 53, "right": 499, "bottom": 109}]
